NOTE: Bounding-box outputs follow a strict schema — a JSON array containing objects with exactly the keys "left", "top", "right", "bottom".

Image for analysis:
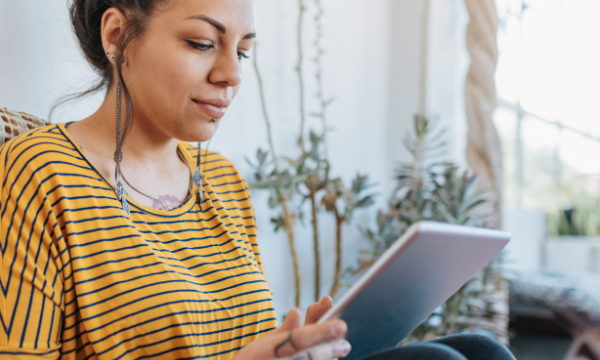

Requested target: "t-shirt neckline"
[{"left": 58, "top": 122, "right": 199, "bottom": 218}]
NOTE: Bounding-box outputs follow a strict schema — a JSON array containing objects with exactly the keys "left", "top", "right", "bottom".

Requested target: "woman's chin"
[{"left": 174, "top": 121, "right": 219, "bottom": 143}]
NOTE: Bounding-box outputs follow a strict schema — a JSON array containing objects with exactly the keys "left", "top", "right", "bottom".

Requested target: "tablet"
[{"left": 318, "top": 221, "right": 510, "bottom": 360}]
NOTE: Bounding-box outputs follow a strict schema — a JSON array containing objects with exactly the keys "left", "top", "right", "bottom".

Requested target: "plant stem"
[
  {"left": 253, "top": 46, "right": 279, "bottom": 171},
  {"left": 310, "top": 190, "right": 321, "bottom": 302},
  {"left": 297, "top": 0, "right": 307, "bottom": 150},
  {"left": 253, "top": 44, "right": 301, "bottom": 308},
  {"left": 281, "top": 197, "right": 301, "bottom": 308},
  {"left": 418, "top": 0, "right": 431, "bottom": 116},
  {"left": 330, "top": 207, "right": 344, "bottom": 297},
  {"left": 445, "top": 286, "right": 466, "bottom": 335},
  {"left": 313, "top": 0, "right": 329, "bottom": 156}
]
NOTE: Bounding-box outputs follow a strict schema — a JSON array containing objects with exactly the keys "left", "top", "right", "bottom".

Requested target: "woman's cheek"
[{"left": 171, "top": 52, "right": 211, "bottom": 89}]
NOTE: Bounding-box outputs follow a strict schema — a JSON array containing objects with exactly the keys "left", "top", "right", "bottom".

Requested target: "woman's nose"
[{"left": 208, "top": 48, "right": 242, "bottom": 88}]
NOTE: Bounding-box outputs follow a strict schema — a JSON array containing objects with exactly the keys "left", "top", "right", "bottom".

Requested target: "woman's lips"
[{"left": 193, "top": 99, "right": 229, "bottom": 119}]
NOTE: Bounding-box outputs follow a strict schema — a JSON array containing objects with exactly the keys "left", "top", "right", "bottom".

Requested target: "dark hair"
[
  {"left": 62, "top": 0, "right": 168, "bottom": 133},
  {"left": 55, "top": 0, "right": 169, "bottom": 205}
]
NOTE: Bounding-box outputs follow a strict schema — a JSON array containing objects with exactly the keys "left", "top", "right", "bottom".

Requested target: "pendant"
[
  {"left": 194, "top": 167, "right": 204, "bottom": 205},
  {"left": 115, "top": 174, "right": 130, "bottom": 216},
  {"left": 115, "top": 176, "right": 125, "bottom": 201},
  {"left": 193, "top": 167, "right": 201, "bottom": 188},
  {"left": 122, "top": 196, "right": 131, "bottom": 217}
]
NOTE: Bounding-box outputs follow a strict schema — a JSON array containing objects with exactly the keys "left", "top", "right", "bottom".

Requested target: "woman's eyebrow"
[{"left": 186, "top": 15, "right": 256, "bottom": 39}]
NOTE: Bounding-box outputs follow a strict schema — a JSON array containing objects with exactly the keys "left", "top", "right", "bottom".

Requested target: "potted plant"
[
  {"left": 350, "top": 115, "right": 508, "bottom": 344},
  {"left": 546, "top": 201, "right": 600, "bottom": 274}
]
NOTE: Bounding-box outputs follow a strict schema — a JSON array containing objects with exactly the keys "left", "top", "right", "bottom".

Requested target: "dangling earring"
[
  {"left": 193, "top": 141, "right": 204, "bottom": 206},
  {"left": 114, "top": 79, "right": 131, "bottom": 216}
]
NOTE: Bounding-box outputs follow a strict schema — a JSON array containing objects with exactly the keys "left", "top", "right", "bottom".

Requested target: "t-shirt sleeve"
[{"left": 0, "top": 140, "right": 63, "bottom": 359}]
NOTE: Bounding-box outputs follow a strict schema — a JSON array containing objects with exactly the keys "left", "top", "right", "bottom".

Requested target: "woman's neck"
[
  {"left": 84, "top": 86, "right": 181, "bottom": 166},
  {"left": 66, "top": 85, "right": 192, "bottom": 210}
]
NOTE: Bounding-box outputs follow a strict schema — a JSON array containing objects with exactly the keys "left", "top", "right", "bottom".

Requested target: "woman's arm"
[{"left": 0, "top": 138, "right": 63, "bottom": 359}]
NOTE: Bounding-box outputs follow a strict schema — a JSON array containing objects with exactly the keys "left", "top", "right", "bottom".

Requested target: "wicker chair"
[{"left": 0, "top": 108, "right": 49, "bottom": 144}]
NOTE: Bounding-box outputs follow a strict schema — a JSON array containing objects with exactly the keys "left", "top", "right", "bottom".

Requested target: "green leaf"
[
  {"left": 268, "top": 189, "right": 279, "bottom": 209},
  {"left": 270, "top": 216, "right": 283, "bottom": 233},
  {"left": 257, "top": 148, "right": 268, "bottom": 166},
  {"left": 356, "top": 195, "right": 376, "bottom": 209}
]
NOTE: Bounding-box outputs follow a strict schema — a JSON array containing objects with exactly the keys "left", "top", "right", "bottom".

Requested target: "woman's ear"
[{"left": 101, "top": 7, "right": 126, "bottom": 65}]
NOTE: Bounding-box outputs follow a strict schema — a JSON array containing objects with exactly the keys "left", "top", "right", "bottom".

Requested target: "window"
[{"left": 495, "top": 0, "right": 600, "bottom": 210}]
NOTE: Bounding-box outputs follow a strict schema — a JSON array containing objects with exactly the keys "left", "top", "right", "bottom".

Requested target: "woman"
[{"left": 0, "top": 0, "right": 516, "bottom": 359}]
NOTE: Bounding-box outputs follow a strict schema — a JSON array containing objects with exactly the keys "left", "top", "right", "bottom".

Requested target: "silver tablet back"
[{"left": 321, "top": 221, "right": 510, "bottom": 360}]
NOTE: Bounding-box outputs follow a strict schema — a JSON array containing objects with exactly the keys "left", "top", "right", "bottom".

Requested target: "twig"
[
  {"left": 310, "top": 190, "right": 321, "bottom": 301},
  {"left": 418, "top": 0, "right": 431, "bottom": 116},
  {"left": 253, "top": 45, "right": 279, "bottom": 173},
  {"left": 313, "top": 0, "right": 329, "bottom": 156},
  {"left": 297, "top": 0, "right": 307, "bottom": 149},
  {"left": 253, "top": 44, "right": 302, "bottom": 308},
  {"left": 280, "top": 197, "right": 301, "bottom": 308},
  {"left": 330, "top": 207, "right": 344, "bottom": 297}
]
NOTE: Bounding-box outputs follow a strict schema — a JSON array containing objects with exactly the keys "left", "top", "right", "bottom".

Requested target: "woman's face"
[{"left": 122, "top": 0, "right": 255, "bottom": 142}]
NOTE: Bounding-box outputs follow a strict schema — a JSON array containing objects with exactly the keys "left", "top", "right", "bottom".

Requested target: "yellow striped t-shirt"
[{"left": 0, "top": 122, "right": 277, "bottom": 359}]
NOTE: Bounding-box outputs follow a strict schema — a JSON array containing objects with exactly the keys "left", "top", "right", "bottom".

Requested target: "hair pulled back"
[
  {"left": 62, "top": 0, "right": 167, "bottom": 132},
  {"left": 70, "top": 0, "right": 167, "bottom": 87},
  {"left": 58, "top": 0, "right": 169, "bottom": 204}
]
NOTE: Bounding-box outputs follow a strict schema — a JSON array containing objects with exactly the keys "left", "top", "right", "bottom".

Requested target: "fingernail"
[
  {"left": 332, "top": 321, "right": 347, "bottom": 336},
  {"left": 336, "top": 340, "right": 351, "bottom": 356}
]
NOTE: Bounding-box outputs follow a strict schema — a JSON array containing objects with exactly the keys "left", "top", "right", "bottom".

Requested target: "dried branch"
[
  {"left": 252, "top": 44, "right": 302, "bottom": 308},
  {"left": 312, "top": 0, "right": 332, "bottom": 156},
  {"left": 309, "top": 190, "right": 321, "bottom": 301},
  {"left": 253, "top": 45, "right": 279, "bottom": 171},
  {"left": 297, "top": 0, "right": 307, "bottom": 149},
  {"left": 250, "top": 0, "right": 375, "bottom": 309}
]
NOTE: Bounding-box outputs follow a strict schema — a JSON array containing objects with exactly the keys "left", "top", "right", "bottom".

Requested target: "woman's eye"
[
  {"left": 188, "top": 41, "right": 249, "bottom": 61},
  {"left": 188, "top": 41, "right": 213, "bottom": 51}
]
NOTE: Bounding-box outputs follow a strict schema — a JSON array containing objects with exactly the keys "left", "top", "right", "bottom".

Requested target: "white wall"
[
  {"left": 0, "top": 0, "right": 471, "bottom": 317},
  {"left": 502, "top": 209, "right": 546, "bottom": 272},
  {"left": 0, "top": 1, "right": 105, "bottom": 122},
  {"left": 427, "top": 0, "right": 470, "bottom": 167}
]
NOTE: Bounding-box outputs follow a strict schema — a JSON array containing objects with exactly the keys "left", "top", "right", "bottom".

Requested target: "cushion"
[
  {"left": 0, "top": 108, "right": 49, "bottom": 144},
  {"left": 510, "top": 270, "right": 600, "bottom": 329}
]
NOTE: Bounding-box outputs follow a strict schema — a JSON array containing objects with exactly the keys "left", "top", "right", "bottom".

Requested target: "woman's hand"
[
  {"left": 304, "top": 295, "right": 334, "bottom": 325},
  {"left": 235, "top": 296, "right": 351, "bottom": 360}
]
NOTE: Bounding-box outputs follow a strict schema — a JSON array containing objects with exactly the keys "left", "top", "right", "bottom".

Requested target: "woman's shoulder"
[
  {"left": 1, "top": 122, "right": 73, "bottom": 153},
  {"left": 0, "top": 123, "right": 84, "bottom": 182}
]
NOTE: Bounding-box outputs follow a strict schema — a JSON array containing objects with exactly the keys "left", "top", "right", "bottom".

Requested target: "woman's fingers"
[
  {"left": 283, "top": 339, "right": 352, "bottom": 360},
  {"left": 258, "top": 319, "right": 348, "bottom": 358},
  {"left": 274, "top": 308, "right": 303, "bottom": 334},
  {"left": 304, "top": 296, "right": 333, "bottom": 325},
  {"left": 289, "top": 319, "right": 346, "bottom": 351},
  {"left": 234, "top": 316, "right": 348, "bottom": 360}
]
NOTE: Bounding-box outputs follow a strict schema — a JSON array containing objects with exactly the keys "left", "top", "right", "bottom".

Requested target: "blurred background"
[{"left": 1, "top": 0, "right": 600, "bottom": 359}]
